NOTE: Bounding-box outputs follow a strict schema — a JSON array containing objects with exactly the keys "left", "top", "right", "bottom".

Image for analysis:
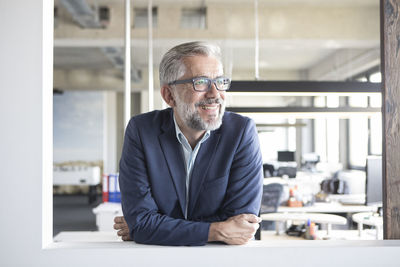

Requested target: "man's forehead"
[{"left": 182, "top": 55, "right": 223, "bottom": 77}]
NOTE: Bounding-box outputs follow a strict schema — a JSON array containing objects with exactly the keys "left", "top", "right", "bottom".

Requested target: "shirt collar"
[{"left": 173, "top": 112, "right": 210, "bottom": 147}]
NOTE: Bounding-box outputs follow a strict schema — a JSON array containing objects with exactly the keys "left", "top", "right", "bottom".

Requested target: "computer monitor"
[
  {"left": 366, "top": 156, "right": 383, "bottom": 206},
  {"left": 302, "top": 153, "right": 320, "bottom": 164},
  {"left": 277, "top": 151, "right": 295, "bottom": 162}
]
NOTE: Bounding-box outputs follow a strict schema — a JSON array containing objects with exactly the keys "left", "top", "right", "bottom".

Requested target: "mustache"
[{"left": 195, "top": 98, "right": 224, "bottom": 107}]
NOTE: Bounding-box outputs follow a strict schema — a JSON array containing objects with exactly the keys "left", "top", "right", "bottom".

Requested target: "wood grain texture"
[{"left": 381, "top": 0, "right": 400, "bottom": 239}]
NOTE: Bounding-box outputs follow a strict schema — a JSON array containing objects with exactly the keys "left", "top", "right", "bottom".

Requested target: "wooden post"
[{"left": 381, "top": 0, "right": 400, "bottom": 239}]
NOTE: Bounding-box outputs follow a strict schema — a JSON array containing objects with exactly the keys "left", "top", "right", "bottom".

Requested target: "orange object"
[
  {"left": 309, "top": 222, "right": 316, "bottom": 240},
  {"left": 287, "top": 200, "right": 303, "bottom": 207},
  {"left": 287, "top": 188, "right": 303, "bottom": 207}
]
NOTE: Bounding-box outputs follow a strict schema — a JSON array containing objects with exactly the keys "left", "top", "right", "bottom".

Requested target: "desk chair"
[
  {"left": 261, "top": 183, "right": 283, "bottom": 213},
  {"left": 277, "top": 166, "right": 297, "bottom": 178},
  {"left": 255, "top": 183, "right": 283, "bottom": 240}
]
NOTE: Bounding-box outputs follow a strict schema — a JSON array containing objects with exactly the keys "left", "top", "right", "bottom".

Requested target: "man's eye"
[
  {"left": 194, "top": 79, "right": 207, "bottom": 85},
  {"left": 217, "top": 78, "right": 227, "bottom": 85}
]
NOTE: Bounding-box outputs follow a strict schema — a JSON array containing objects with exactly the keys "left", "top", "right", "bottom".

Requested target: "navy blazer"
[{"left": 119, "top": 108, "right": 263, "bottom": 246}]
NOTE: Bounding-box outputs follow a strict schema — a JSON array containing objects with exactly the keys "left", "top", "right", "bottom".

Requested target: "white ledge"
[{"left": 49, "top": 231, "right": 400, "bottom": 250}]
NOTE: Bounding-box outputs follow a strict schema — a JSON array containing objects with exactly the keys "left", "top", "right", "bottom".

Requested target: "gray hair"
[{"left": 159, "top": 41, "right": 222, "bottom": 87}]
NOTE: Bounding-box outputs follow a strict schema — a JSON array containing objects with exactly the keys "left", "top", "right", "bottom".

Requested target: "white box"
[{"left": 92, "top": 202, "right": 123, "bottom": 231}]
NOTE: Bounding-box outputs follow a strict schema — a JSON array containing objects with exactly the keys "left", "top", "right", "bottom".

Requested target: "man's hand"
[
  {"left": 208, "top": 214, "right": 261, "bottom": 245},
  {"left": 113, "top": 216, "right": 132, "bottom": 241}
]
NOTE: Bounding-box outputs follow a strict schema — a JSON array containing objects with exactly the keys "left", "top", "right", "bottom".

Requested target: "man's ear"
[{"left": 161, "top": 85, "right": 176, "bottom": 107}]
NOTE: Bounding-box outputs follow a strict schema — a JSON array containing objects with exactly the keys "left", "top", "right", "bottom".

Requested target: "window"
[
  {"left": 258, "top": 128, "right": 287, "bottom": 162},
  {"left": 314, "top": 117, "right": 327, "bottom": 162},
  {"left": 349, "top": 95, "right": 368, "bottom": 108},
  {"left": 98, "top": 6, "right": 110, "bottom": 28},
  {"left": 287, "top": 118, "right": 296, "bottom": 151},
  {"left": 133, "top": 7, "right": 158, "bottom": 28},
  {"left": 370, "top": 92, "right": 382, "bottom": 155},
  {"left": 370, "top": 72, "right": 382, "bottom": 83},
  {"left": 180, "top": 7, "right": 207, "bottom": 29},
  {"left": 348, "top": 96, "right": 369, "bottom": 167},
  {"left": 53, "top": 91, "right": 103, "bottom": 165},
  {"left": 370, "top": 114, "right": 382, "bottom": 155},
  {"left": 313, "top": 97, "right": 327, "bottom": 162},
  {"left": 349, "top": 117, "right": 368, "bottom": 167},
  {"left": 326, "top": 96, "right": 340, "bottom": 164},
  {"left": 54, "top": 6, "right": 58, "bottom": 28}
]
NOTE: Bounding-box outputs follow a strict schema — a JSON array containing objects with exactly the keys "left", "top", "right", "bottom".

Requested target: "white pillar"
[
  {"left": 124, "top": 0, "right": 131, "bottom": 128},
  {"left": 148, "top": 0, "right": 154, "bottom": 111},
  {"left": 103, "top": 91, "right": 117, "bottom": 174},
  {"left": 254, "top": 0, "right": 259, "bottom": 80}
]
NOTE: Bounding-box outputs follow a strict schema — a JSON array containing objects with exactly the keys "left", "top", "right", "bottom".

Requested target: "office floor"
[{"left": 53, "top": 194, "right": 101, "bottom": 236}]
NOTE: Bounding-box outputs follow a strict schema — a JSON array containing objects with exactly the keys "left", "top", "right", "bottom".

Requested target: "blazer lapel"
[
  {"left": 188, "top": 131, "right": 221, "bottom": 218},
  {"left": 158, "top": 113, "right": 186, "bottom": 217}
]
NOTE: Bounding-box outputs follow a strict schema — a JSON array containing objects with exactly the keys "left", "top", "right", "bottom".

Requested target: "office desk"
[
  {"left": 274, "top": 202, "right": 378, "bottom": 231},
  {"left": 277, "top": 202, "right": 378, "bottom": 213},
  {"left": 261, "top": 230, "right": 381, "bottom": 241},
  {"left": 352, "top": 212, "right": 383, "bottom": 240},
  {"left": 261, "top": 212, "right": 347, "bottom": 236}
]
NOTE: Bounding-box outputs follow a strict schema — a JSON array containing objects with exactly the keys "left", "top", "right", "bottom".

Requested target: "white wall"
[
  {"left": 0, "top": 0, "right": 53, "bottom": 262},
  {"left": 0, "top": 1, "right": 399, "bottom": 267}
]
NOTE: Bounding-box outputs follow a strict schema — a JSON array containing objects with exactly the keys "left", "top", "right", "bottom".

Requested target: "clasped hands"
[{"left": 113, "top": 213, "right": 261, "bottom": 245}]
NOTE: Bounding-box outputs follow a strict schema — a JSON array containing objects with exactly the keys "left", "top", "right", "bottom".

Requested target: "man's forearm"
[{"left": 126, "top": 212, "right": 211, "bottom": 246}]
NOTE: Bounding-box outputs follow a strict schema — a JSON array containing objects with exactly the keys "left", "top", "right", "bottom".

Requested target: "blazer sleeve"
[
  {"left": 119, "top": 119, "right": 210, "bottom": 246},
  {"left": 201, "top": 118, "right": 263, "bottom": 222}
]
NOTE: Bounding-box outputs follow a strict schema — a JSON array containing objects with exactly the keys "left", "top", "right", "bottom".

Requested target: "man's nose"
[{"left": 205, "top": 82, "right": 219, "bottom": 98}]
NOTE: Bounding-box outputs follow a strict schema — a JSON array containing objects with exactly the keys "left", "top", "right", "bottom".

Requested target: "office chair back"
[
  {"left": 277, "top": 166, "right": 297, "bottom": 178},
  {"left": 260, "top": 183, "right": 283, "bottom": 214},
  {"left": 255, "top": 182, "right": 284, "bottom": 238}
]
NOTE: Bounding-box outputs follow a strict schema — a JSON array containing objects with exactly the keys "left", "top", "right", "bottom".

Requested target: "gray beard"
[{"left": 175, "top": 96, "right": 225, "bottom": 131}]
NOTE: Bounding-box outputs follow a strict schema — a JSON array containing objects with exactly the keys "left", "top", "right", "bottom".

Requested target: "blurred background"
[{"left": 52, "top": 0, "right": 382, "bottom": 240}]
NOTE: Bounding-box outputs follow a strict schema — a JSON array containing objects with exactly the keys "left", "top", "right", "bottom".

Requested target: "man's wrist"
[{"left": 208, "top": 221, "right": 225, "bottom": 242}]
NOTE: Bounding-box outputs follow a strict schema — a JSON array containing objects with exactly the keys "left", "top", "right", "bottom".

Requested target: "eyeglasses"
[{"left": 168, "top": 76, "right": 231, "bottom": 92}]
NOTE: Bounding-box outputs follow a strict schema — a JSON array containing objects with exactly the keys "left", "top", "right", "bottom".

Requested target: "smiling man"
[{"left": 115, "top": 41, "right": 263, "bottom": 246}]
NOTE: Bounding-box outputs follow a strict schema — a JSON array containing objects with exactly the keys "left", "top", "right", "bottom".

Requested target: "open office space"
[{"left": 1, "top": 0, "right": 400, "bottom": 266}]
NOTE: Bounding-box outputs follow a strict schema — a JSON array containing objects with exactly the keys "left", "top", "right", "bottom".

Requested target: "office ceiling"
[
  {"left": 54, "top": 40, "right": 342, "bottom": 70},
  {"left": 53, "top": 0, "right": 380, "bottom": 90}
]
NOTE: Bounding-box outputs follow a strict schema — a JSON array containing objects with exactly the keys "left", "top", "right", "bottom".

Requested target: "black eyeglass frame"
[{"left": 168, "top": 76, "right": 231, "bottom": 92}]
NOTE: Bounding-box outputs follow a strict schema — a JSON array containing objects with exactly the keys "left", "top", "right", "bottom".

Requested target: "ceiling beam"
[
  {"left": 227, "top": 107, "right": 381, "bottom": 113},
  {"left": 229, "top": 81, "right": 381, "bottom": 93}
]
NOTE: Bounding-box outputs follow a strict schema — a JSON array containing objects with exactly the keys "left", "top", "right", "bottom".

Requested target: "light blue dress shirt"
[{"left": 173, "top": 114, "right": 210, "bottom": 219}]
